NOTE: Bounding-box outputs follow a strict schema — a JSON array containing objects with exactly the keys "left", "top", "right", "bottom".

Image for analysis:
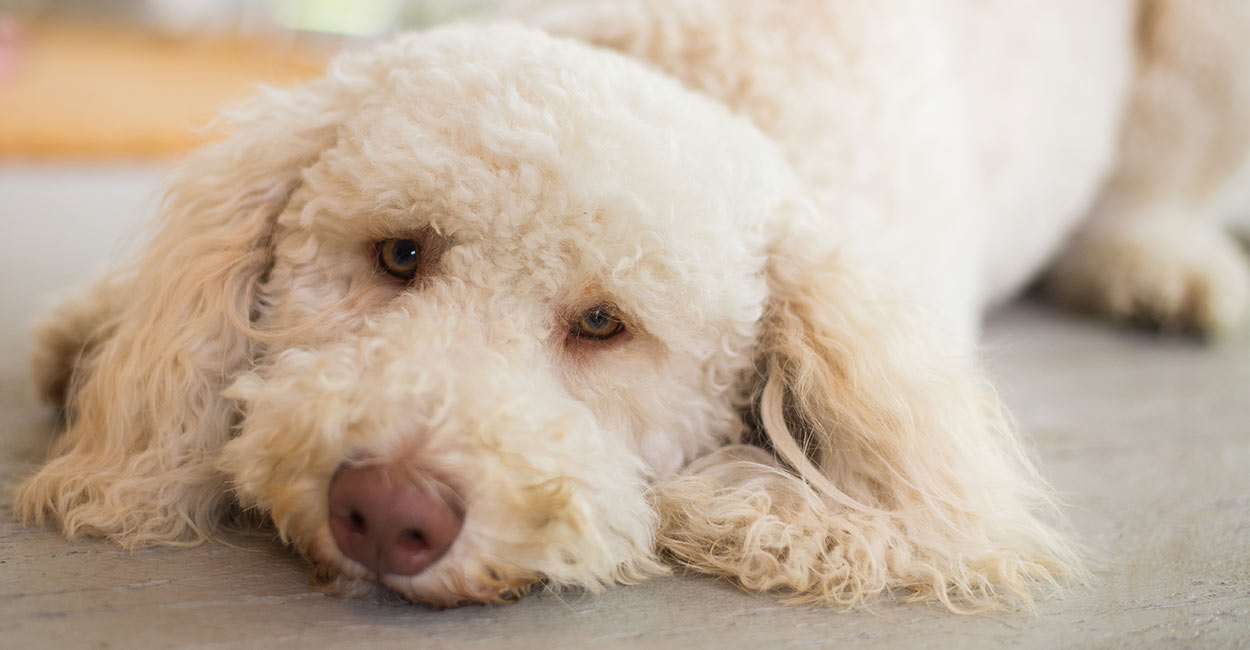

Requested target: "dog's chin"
[
  {"left": 306, "top": 549, "right": 539, "bottom": 608},
  {"left": 381, "top": 570, "right": 538, "bottom": 608}
]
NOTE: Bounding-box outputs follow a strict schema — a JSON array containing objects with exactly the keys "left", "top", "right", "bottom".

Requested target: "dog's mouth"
[
  {"left": 379, "top": 566, "right": 539, "bottom": 607},
  {"left": 310, "top": 547, "right": 542, "bottom": 608}
]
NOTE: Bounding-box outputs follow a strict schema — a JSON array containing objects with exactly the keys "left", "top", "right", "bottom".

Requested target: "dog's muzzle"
[{"left": 327, "top": 465, "right": 463, "bottom": 577}]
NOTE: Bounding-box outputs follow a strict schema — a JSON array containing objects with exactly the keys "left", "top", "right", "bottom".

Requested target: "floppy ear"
[
  {"left": 16, "top": 76, "right": 363, "bottom": 547},
  {"left": 657, "top": 222, "right": 1083, "bottom": 610}
]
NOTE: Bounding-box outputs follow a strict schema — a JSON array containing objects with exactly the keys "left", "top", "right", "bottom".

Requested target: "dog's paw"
[{"left": 1043, "top": 221, "right": 1249, "bottom": 335}]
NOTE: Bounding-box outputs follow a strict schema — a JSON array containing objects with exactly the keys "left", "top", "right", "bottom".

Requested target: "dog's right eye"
[
  {"left": 377, "top": 239, "right": 422, "bottom": 280},
  {"left": 572, "top": 305, "right": 625, "bottom": 341}
]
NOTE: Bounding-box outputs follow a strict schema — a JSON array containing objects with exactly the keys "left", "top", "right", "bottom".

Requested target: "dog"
[{"left": 16, "top": 0, "right": 1249, "bottom": 611}]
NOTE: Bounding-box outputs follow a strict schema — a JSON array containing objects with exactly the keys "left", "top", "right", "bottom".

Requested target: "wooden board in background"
[{"left": 0, "top": 21, "right": 327, "bottom": 158}]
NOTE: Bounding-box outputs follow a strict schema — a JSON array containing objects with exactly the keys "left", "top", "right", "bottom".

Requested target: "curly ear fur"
[
  {"left": 16, "top": 77, "right": 362, "bottom": 547},
  {"left": 658, "top": 225, "right": 1084, "bottom": 611}
]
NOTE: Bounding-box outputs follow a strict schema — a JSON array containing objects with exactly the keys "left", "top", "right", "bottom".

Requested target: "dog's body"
[
  {"left": 17, "top": 1, "right": 1249, "bottom": 610},
  {"left": 524, "top": 0, "right": 1249, "bottom": 340}
]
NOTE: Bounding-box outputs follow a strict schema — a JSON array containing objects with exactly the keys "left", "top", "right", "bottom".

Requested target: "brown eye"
[
  {"left": 377, "top": 238, "right": 421, "bottom": 280},
  {"left": 572, "top": 305, "right": 625, "bottom": 340}
]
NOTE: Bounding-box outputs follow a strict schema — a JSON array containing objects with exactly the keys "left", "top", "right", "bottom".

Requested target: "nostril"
[
  {"left": 397, "top": 528, "right": 429, "bottom": 552},
  {"left": 347, "top": 509, "right": 367, "bottom": 535}
]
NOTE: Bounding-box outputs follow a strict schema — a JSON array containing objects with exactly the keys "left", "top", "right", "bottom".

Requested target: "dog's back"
[{"left": 520, "top": 0, "right": 1250, "bottom": 336}]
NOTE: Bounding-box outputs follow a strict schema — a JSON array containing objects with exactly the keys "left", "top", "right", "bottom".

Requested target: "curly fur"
[{"left": 15, "top": 0, "right": 1249, "bottom": 612}]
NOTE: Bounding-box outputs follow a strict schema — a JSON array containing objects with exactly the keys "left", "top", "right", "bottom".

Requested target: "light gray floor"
[{"left": 1, "top": 164, "right": 1248, "bottom": 649}]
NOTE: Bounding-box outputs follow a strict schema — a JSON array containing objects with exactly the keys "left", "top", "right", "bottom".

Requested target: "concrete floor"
[{"left": 1, "top": 164, "right": 1248, "bottom": 649}]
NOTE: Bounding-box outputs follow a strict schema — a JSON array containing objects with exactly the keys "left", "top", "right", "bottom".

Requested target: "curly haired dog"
[{"left": 16, "top": 0, "right": 1249, "bottom": 610}]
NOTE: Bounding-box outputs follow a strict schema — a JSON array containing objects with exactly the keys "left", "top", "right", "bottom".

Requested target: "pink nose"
[{"left": 327, "top": 466, "right": 463, "bottom": 577}]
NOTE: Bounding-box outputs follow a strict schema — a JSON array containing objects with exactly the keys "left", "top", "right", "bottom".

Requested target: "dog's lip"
[{"left": 378, "top": 569, "right": 539, "bottom": 607}]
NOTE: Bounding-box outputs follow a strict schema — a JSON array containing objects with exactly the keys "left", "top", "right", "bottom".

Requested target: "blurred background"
[{"left": 0, "top": 0, "right": 500, "bottom": 158}]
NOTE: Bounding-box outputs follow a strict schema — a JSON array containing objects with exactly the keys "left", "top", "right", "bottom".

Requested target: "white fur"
[{"left": 16, "top": 1, "right": 1249, "bottom": 611}]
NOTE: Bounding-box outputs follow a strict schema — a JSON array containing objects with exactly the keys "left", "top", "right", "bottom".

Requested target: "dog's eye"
[
  {"left": 377, "top": 238, "right": 421, "bottom": 280},
  {"left": 572, "top": 305, "right": 625, "bottom": 340}
]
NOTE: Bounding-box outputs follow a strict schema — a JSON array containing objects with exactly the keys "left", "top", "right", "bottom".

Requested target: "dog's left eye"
[
  {"left": 377, "top": 238, "right": 421, "bottom": 280},
  {"left": 572, "top": 305, "right": 625, "bottom": 340}
]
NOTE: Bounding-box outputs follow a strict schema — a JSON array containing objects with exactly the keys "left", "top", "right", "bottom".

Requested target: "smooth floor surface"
[{"left": 2, "top": 164, "right": 1247, "bottom": 649}]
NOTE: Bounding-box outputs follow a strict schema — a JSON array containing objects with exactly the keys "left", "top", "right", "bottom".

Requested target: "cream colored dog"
[{"left": 17, "top": 0, "right": 1249, "bottom": 611}]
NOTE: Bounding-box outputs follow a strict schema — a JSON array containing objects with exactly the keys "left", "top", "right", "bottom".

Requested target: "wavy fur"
[{"left": 17, "top": 73, "right": 366, "bottom": 544}]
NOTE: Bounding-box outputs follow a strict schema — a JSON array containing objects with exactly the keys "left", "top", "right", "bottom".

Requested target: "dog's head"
[
  {"left": 31, "top": 24, "right": 801, "bottom": 604},
  {"left": 211, "top": 24, "right": 797, "bottom": 604},
  {"left": 20, "top": 24, "right": 1080, "bottom": 609}
]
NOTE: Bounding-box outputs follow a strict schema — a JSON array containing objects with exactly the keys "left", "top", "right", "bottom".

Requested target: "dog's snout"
[{"left": 327, "top": 466, "right": 462, "bottom": 577}]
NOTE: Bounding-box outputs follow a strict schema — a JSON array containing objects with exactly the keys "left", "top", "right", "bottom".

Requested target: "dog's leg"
[
  {"left": 653, "top": 445, "right": 858, "bottom": 602},
  {"left": 1042, "top": 0, "right": 1250, "bottom": 334}
]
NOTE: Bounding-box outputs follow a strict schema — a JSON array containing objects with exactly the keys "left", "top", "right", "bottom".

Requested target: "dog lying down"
[{"left": 17, "top": 1, "right": 1249, "bottom": 611}]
